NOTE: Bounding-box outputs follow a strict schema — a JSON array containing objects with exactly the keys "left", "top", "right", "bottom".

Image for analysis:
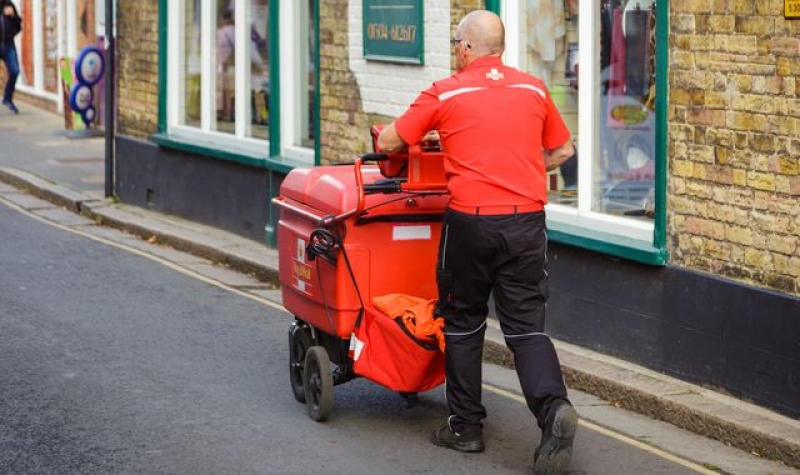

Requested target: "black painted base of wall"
[
  {"left": 546, "top": 242, "right": 800, "bottom": 419},
  {"left": 115, "top": 136, "right": 284, "bottom": 243}
]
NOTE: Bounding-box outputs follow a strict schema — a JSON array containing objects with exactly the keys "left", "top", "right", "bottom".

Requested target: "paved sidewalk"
[{"left": 2, "top": 105, "right": 799, "bottom": 469}]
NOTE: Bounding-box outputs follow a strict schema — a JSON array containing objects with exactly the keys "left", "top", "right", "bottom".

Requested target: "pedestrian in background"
[
  {"left": 0, "top": 0, "right": 21, "bottom": 114},
  {"left": 377, "top": 10, "right": 578, "bottom": 475}
]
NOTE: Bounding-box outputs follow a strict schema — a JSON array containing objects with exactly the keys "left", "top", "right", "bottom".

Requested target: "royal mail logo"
[
  {"left": 486, "top": 68, "right": 504, "bottom": 81},
  {"left": 293, "top": 261, "right": 312, "bottom": 281}
]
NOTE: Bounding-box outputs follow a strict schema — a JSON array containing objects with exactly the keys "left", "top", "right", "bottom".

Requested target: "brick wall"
[
  {"left": 116, "top": 1, "right": 160, "bottom": 140},
  {"left": 318, "top": 0, "right": 372, "bottom": 165},
  {"left": 668, "top": 1, "right": 800, "bottom": 295}
]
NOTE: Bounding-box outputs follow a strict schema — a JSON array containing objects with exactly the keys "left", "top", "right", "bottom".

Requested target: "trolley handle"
[
  {"left": 319, "top": 156, "right": 369, "bottom": 226},
  {"left": 318, "top": 154, "right": 401, "bottom": 227},
  {"left": 360, "top": 152, "right": 389, "bottom": 162},
  {"left": 363, "top": 179, "right": 403, "bottom": 194}
]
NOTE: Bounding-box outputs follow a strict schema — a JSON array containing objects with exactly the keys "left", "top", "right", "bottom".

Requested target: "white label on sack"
[
  {"left": 392, "top": 225, "right": 431, "bottom": 241},
  {"left": 349, "top": 333, "right": 365, "bottom": 360}
]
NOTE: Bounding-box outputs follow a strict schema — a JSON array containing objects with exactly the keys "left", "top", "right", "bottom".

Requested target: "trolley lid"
[{"left": 280, "top": 165, "right": 386, "bottom": 216}]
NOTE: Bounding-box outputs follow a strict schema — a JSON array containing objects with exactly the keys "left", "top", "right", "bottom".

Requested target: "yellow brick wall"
[
  {"left": 117, "top": 0, "right": 160, "bottom": 140},
  {"left": 669, "top": 1, "right": 800, "bottom": 295},
  {"left": 318, "top": 0, "right": 380, "bottom": 165}
]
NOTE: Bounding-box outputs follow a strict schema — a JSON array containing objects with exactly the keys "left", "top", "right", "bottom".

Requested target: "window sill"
[
  {"left": 547, "top": 220, "right": 669, "bottom": 266},
  {"left": 151, "top": 133, "right": 308, "bottom": 174}
]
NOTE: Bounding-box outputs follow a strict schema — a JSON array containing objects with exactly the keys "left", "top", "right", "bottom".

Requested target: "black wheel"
[
  {"left": 289, "top": 322, "right": 313, "bottom": 403},
  {"left": 304, "top": 346, "right": 334, "bottom": 422}
]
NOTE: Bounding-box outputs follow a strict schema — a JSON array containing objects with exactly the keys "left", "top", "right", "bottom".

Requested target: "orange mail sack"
[{"left": 349, "top": 294, "right": 445, "bottom": 392}]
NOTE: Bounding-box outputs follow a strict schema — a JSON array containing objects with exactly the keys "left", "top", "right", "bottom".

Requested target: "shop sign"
[{"left": 363, "top": 0, "right": 424, "bottom": 64}]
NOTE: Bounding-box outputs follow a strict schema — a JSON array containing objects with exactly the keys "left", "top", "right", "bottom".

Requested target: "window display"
[
  {"left": 596, "top": 0, "right": 655, "bottom": 218},
  {"left": 180, "top": 0, "right": 270, "bottom": 140},
  {"left": 214, "top": 1, "right": 270, "bottom": 137},
  {"left": 517, "top": 0, "right": 657, "bottom": 222},
  {"left": 171, "top": 0, "right": 315, "bottom": 159},
  {"left": 519, "top": 0, "right": 579, "bottom": 205}
]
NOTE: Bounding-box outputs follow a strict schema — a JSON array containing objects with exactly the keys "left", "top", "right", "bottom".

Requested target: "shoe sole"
[
  {"left": 431, "top": 433, "right": 485, "bottom": 453},
  {"left": 534, "top": 405, "right": 578, "bottom": 475}
]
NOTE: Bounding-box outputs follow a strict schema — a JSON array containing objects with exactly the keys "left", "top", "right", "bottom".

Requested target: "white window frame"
[
  {"left": 500, "top": 0, "right": 654, "bottom": 242},
  {"left": 279, "top": 0, "right": 314, "bottom": 163}
]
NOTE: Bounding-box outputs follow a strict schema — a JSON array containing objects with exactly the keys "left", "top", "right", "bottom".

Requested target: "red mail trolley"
[{"left": 273, "top": 136, "right": 450, "bottom": 421}]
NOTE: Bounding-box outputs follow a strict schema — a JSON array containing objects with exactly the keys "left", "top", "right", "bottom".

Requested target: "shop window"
[
  {"left": 503, "top": 0, "right": 660, "bottom": 245},
  {"left": 167, "top": 0, "right": 315, "bottom": 163},
  {"left": 174, "top": 0, "right": 269, "bottom": 141}
]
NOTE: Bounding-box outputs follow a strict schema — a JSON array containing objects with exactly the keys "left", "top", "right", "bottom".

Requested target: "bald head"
[{"left": 456, "top": 10, "right": 505, "bottom": 57}]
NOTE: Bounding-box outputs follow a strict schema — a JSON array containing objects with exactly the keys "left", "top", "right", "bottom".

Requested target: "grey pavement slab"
[
  {"left": 0, "top": 105, "right": 104, "bottom": 195},
  {"left": 245, "top": 288, "right": 284, "bottom": 302},
  {"left": 32, "top": 207, "right": 97, "bottom": 227},
  {"left": 179, "top": 261, "right": 270, "bottom": 288},
  {"left": 75, "top": 224, "right": 151, "bottom": 243},
  {"left": 0, "top": 166, "right": 98, "bottom": 212},
  {"left": 0, "top": 191, "right": 55, "bottom": 210}
]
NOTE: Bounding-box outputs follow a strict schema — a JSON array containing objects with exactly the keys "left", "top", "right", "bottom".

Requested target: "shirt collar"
[{"left": 462, "top": 56, "right": 504, "bottom": 72}]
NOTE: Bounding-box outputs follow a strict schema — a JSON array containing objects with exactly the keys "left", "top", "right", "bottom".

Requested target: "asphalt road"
[{"left": 1, "top": 197, "right": 795, "bottom": 475}]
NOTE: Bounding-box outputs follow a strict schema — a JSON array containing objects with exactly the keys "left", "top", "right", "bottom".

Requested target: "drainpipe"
[{"left": 104, "top": 0, "right": 115, "bottom": 198}]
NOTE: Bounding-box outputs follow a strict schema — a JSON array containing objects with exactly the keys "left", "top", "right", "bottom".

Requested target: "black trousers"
[{"left": 435, "top": 208, "right": 568, "bottom": 429}]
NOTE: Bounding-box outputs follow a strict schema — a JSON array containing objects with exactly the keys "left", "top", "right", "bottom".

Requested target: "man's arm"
[
  {"left": 376, "top": 122, "right": 407, "bottom": 154},
  {"left": 544, "top": 140, "right": 575, "bottom": 171}
]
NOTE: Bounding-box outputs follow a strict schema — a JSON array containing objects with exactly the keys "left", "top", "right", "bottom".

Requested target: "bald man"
[{"left": 378, "top": 10, "right": 578, "bottom": 475}]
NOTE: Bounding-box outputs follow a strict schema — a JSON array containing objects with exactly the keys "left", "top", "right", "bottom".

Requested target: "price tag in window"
[{"left": 786, "top": 0, "right": 800, "bottom": 18}]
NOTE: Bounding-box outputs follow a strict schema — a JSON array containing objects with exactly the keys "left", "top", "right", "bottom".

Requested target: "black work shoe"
[
  {"left": 533, "top": 399, "right": 578, "bottom": 475},
  {"left": 431, "top": 420, "right": 485, "bottom": 453}
]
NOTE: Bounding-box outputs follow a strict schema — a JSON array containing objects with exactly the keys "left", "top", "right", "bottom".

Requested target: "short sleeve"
[
  {"left": 541, "top": 93, "right": 572, "bottom": 150},
  {"left": 394, "top": 85, "right": 441, "bottom": 146}
]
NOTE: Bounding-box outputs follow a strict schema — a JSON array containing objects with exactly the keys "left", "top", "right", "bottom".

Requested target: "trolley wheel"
[
  {"left": 304, "top": 346, "right": 334, "bottom": 422},
  {"left": 289, "top": 323, "right": 313, "bottom": 403}
]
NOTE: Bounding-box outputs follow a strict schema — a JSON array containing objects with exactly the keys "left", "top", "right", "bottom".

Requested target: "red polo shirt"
[{"left": 394, "top": 56, "right": 570, "bottom": 210}]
